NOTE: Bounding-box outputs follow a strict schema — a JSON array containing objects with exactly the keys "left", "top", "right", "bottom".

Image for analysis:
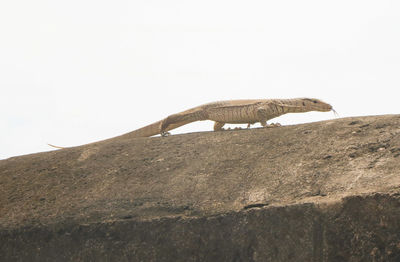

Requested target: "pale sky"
[{"left": 1, "top": 0, "right": 399, "bottom": 159}]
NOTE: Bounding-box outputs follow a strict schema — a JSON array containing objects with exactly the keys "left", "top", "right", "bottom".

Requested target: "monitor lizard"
[{"left": 49, "top": 98, "right": 335, "bottom": 148}]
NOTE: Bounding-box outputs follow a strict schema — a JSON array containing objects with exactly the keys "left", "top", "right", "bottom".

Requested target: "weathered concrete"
[{"left": 1, "top": 114, "right": 400, "bottom": 261}]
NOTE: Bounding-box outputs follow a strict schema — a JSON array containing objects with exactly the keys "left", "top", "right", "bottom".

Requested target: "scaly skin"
[
  {"left": 49, "top": 98, "right": 334, "bottom": 148},
  {"left": 121, "top": 98, "right": 333, "bottom": 138}
]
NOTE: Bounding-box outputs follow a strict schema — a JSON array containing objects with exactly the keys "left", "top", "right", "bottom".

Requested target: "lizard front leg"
[
  {"left": 257, "top": 107, "right": 269, "bottom": 128},
  {"left": 268, "top": 123, "right": 281, "bottom": 127},
  {"left": 257, "top": 107, "right": 281, "bottom": 128}
]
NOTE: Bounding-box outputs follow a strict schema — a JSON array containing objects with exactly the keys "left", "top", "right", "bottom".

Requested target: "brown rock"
[{"left": 1, "top": 114, "right": 400, "bottom": 261}]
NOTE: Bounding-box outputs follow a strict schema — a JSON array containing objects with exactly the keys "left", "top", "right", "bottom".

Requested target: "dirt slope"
[{"left": 1, "top": 115, "right": 400, "bottom": 261}]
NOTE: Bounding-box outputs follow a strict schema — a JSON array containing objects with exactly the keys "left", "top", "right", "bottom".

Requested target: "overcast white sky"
[{"left": 1, "top": 0, "right": 399, "bottom": 159}]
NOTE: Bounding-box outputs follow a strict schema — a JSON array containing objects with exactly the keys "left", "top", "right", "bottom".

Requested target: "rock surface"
[{"left": 1, "top": 114, "right": 400, "bottom": 261}]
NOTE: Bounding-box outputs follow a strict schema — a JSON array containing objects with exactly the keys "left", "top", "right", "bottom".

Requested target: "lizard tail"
[
  {"left": 47, "top": 120, "right": 165, "bottom": 149},
  {"left": 48, "top": 143, "right": 66, "bottom": 149},
  {"left": 119, "top": 120, "right": 164, "bottom": 138}
]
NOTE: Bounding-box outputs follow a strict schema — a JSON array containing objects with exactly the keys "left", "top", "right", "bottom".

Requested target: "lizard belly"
[{"left": 207, "top": 107, "right": 259, "bottom": 124}]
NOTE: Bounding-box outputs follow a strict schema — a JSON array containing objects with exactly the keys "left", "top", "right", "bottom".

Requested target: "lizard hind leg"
[
  {"left": 214, "top": 121, "right": 225, "bottom": 131},
  {"left": 161, "top": 131, "right": 171, "bottom": 137}
]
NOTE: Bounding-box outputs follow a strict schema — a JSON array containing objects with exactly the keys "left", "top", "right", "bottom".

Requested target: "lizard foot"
[
  {"left": 266, "top": 123, "right": 281, "bottom": 128},
  {"left": 161, "top": 131, "right": 171, "bottom": 137},
  {"left": 221, "top": 127, "right": 243, "bottom": 131}
]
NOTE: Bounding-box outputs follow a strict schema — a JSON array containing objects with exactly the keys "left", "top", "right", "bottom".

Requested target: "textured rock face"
[{"left": 1, "top": 115, "right": 400, "bottom": 261}]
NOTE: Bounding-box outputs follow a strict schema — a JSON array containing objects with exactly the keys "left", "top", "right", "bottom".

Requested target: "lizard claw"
[
  {"left": 270, "top": 123, "right": 281, "bottom": 127},
  {"left": 161, "top": 131, "right": 171, "bottom": 137},
  {"left": 263, "top": 123, "right": 282, "bottom": 128}
]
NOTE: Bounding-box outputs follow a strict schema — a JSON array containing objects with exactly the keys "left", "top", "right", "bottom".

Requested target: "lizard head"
[{"left": 300, "top": 98, "right": 333, "bottom": 112}]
